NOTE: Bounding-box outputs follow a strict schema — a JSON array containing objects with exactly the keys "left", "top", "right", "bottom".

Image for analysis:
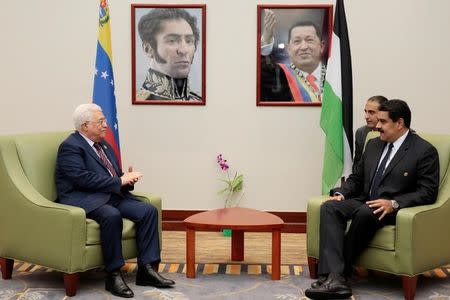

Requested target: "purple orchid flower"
[{"left": 217, "top": 154, "right": 229, "bottom": 170}]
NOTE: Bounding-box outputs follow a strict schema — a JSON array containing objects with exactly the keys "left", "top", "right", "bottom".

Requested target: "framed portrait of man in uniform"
[
  {"left": 257, "top": 5, "right": 332, "bottom": 106},
  {"left": 131, "top": 4, "right": 206, "bottom": 105}
]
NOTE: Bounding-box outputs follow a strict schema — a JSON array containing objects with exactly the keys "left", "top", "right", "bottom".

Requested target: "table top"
[{"left": 184, "top": 207, "right": 284, "bottom": 231}]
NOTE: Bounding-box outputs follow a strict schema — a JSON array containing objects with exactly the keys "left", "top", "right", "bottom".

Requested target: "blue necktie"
[{"left": 369, "top": 143, "right": 393, "bottom": 200}]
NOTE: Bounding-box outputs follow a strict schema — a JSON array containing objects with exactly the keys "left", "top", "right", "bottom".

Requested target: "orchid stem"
[{"left": 233, "top": 189, "right": 245, "bottom": 207}]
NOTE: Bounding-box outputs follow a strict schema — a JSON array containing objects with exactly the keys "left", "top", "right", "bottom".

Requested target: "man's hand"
[
  {"left": 120, "top": 166, "right": 143, "bottom": 186},
  {"left": 262, "top": 9, "right": 276, "bottom": 46},
  {"left": 325, "top": 194, "right": 344, "bottom": 202},
  {"left": 366, "top": 199, "right": 394, "bottom": 220}
]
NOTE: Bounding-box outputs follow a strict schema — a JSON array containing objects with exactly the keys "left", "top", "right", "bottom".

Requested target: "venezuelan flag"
[{"left": 93, "top": 0, "right": 121, "bottom": 165}]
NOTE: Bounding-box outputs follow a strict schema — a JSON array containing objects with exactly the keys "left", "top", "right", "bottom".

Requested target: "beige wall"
[{"left": 1, "top": 0, "right": 449, "bottom": 211}]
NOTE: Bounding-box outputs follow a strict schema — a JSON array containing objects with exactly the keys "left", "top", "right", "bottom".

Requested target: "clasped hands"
[
  {"left": 325, "top": 195, "right": 394, "bottom": 220},
  {"left": 120, "top": 166, "right": 143, "bottom": 186}
]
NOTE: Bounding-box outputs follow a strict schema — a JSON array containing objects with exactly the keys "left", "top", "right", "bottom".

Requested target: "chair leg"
[
  {"left": 307, "top": 256, "right": 318, "bottom": 279},
  {"left": 63, "top": 273, "right": 80, "bottom": 297},
  {"left": 0, "top": 258, "right": 14, "bottom": 279},
  {"left": 401, "top": 275, "right": 418, "bottom": 300}
]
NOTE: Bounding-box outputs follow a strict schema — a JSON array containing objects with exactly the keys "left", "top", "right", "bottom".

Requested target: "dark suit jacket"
[
  {"left": 333, "top": 131, "right": 439, "bottom": 209},
  {"left": 55, "top": 131, "right": 134, "bottom": 213},
  {"left": 260, "top": 55, "right": 293, "bottom": 101},
  {"left": 353, "top": 125, "right": 371, "bottom": 174}
]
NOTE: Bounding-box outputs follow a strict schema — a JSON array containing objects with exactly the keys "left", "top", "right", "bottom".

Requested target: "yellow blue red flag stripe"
[{"left": 93, "top": 0, "right": 121, "bottom": 164}]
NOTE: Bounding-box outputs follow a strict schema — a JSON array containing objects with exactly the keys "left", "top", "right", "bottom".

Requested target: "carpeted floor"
[{"left": 1, "top": 261, "right": 449, "bottom": 299}]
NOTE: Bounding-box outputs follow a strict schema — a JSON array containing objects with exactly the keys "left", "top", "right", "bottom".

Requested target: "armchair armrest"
[
  {"left": 395, "top": 197, "right": 450, "bottom": 275},
  {"left": 0, "top": 140, "right": 87, "bottom": 272},
  {"left": 132, "top": 192, "right": 162, "bottom": 248},
  {"left": 306, "top": 195, "right": 328, "bottom": 258}
]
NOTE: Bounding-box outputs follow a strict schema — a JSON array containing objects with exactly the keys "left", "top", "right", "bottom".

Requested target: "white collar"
[
  {"left": 391, "top": 130, "right": 409, "bottom": 150},
  {"left": 298, "top": 62, "right": 323, "bottom": 80},
  {"left": 78, "top": 131, "right": 95, "bottom": 148}
]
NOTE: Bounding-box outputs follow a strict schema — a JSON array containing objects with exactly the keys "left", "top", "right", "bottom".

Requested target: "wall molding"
[{"left": 162, "top": 210, "right": 306, "bottom": 233}]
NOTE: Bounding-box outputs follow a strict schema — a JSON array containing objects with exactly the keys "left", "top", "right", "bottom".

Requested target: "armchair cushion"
[
  {"left": 86, "top": 218, "right": 136, "bottom": 245},
  {"left": 368, "top": 225, "right": 395, "bottom": 251}
]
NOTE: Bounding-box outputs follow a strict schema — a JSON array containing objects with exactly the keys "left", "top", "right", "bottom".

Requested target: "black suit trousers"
[
  {"left": 87, "top": 194, "right": 160, "bottom": 272},
  {"left": 317, "top": 198, "right": 396, "bottom": 276}
]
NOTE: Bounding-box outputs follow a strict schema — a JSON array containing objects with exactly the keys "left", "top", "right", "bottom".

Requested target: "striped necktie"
[
  {"left": 369, "top": 143, "right": 394, "bottom": 199},
  {"left": 94, "top": 143, "right": 118, "bottom": 177}
]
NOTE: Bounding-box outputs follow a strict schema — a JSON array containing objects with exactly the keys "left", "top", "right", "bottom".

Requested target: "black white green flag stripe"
[{"left": 320, "top": 0, "right": 353, "bottom": 194}]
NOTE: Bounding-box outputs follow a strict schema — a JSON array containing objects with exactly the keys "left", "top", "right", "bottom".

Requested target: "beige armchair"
[
  {"left": 307, "top": 133, "right": 450, "bottom": 300},
  {"left": 0, "top": 131, "right": 162, "bottom": 296}
]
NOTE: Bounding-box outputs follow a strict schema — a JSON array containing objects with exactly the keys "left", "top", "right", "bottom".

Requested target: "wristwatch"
[{"left": 391, "top": 200, "right": 400, "bottom": 211}]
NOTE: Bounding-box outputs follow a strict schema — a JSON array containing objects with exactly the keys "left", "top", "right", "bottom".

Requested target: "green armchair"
[
  {"left": 307, "top": 133, "right": 450, "bottom": 300},
  {"left": 0, "top": 131, "right": 162, "bottom": 296}
]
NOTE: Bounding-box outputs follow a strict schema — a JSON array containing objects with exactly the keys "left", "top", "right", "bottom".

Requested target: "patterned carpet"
[
  {"left": 1, "top": 261, "right": 449, "bottom": 299},
  {"left": 13, "top": 261, "right": 450, "bottom": 277}
]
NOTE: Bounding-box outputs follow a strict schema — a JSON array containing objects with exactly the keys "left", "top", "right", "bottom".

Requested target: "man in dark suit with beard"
[
  {"left": 305, "top": 100, "right": 439, "bottom": 299},
  {"left": 55, "top": 103, "right": 175, "bottom": 298}
]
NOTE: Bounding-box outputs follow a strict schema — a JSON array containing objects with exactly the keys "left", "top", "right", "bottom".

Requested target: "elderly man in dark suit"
[
  {"left": 55, "top": 103, "right": 175, "bottom": 298},
  {"left": 305, "top": 100, "right": 439, "bottom": 299}
]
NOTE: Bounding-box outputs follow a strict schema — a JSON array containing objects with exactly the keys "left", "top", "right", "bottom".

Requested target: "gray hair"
[{"left": 73, "top": 103, "right": 102, "bottom": 131}]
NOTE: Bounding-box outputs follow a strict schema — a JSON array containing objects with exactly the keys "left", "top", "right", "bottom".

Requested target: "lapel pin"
[
  {"left": 404, "top": 172, "right": 408, "bottom": 176},
  {"left": 103, "top": 145, "right": 107, "bottom": 149}
]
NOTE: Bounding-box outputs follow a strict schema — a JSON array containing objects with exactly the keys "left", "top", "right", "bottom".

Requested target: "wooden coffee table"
[{"left": 183, "top": 207, "right": 284, "bottom": 280}]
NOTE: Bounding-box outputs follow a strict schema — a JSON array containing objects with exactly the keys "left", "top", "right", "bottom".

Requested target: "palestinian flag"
[{"left": 320, "top": 0, "right": 353, "bottom": 194}]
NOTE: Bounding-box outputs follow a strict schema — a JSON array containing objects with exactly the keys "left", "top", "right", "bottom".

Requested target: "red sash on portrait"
[{"left": 278, "top": 63, "right": 320, "bottom": 103}]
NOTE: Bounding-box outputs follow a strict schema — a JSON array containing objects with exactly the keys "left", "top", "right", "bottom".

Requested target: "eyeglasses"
[{"left": 85, "top": 118, "right": 107, "bottom": 126}]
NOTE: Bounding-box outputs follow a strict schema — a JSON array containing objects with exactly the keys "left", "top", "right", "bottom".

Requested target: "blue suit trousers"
[{"left": 87, "top": 194, "right": 160, "bottom": 272}]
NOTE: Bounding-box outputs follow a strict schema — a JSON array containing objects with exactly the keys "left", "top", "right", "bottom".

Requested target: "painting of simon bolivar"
[{"left": 132, "top": 5, "right": 206, "bottom": 105}]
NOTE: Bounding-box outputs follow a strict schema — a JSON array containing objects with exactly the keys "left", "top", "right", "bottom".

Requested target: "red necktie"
[
  {"left": 94, "top": 143, "right": 118, "bottom": 177},
  {"left": 306, "top": 74, "right": 321, "bottom": 101},
  {"left": 306, "top": 74, "right": 320, "bottom": 93}
]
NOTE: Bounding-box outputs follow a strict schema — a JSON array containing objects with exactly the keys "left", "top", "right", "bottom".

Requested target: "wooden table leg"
[
  {"left": 231, "top": 230, "right": 244, "bottom": 261},
  {"left": 271, "top": 229, "right": 281, "bottom": 280},
  {"left": 186, "top": 227, "right": 196, "bottom": 278}
]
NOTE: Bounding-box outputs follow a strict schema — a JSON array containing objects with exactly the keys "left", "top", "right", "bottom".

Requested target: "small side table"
[{"left": 183, "top": 207, "right": 284, "bottom": 280}]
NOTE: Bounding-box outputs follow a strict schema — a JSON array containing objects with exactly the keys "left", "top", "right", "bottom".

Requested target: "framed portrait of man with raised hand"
[
  {"left": 257, "top": 5, "right": 332, "bottom": 106},
  {"left": 132, "top": 5, "right": 206, "bottom": 105}
]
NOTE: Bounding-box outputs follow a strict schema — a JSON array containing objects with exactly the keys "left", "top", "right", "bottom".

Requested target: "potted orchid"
[
  {"left": 216, "top": 154, "right": 244, "bottom": 208},
  {"left": 216, "top": 154, "right": 244, "bottom": 236}
]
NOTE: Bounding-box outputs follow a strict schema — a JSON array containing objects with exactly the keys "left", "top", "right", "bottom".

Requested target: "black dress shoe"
[
  {"left": 311, "top": 275, "right": 328, "bottom": 288},
  {"left": 305, "top": 275, "right": 352, "bottom": 300},
  {"left": 136, "top": 264, "right": 175, "bottom": 287},
  {"left": 105, "top": 270, "right": 134, "bottom": 298}
]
